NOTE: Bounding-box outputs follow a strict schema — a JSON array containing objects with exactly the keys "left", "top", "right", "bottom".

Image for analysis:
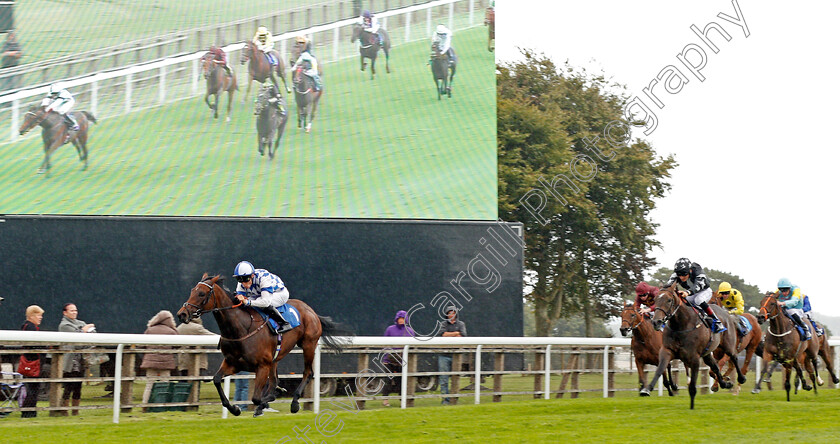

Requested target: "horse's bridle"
[
  {"left": 653, "top": 292, "right": 680, "bottom": 327},
  {"left": 758, "top": 296, "right": 781, "bottom": 321},
  {"left": 21, "top": 109, "right": 47, "bottom": 133},
  {"left": 182, "top": 279, "right": 241, "bottom": 319},
  {"left": 620, "top": 307, "right": 644, "bottom": 331}
]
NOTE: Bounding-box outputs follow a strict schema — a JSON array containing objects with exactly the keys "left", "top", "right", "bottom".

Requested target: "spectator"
[
  {"left": 381, "top": 310, "right": 415, "bottom": 406},
  {"left": 19, "top": 305, "right": 43, "bottom": 418},
  {"left": 1, "top": 31, "right": 23, "bottom": 91},
  {"left": 140, "top": 310, "right": 178, "bottom": 412},
  {"left": 437, "top": 305, "right": 466, "bottom": 405},
  {"left": 234, "top": 371, "right": 250, "bottom": 405},
  {"left": 175, "top": 317, "right": 215, "bottom": 377},
  {"left": 58, "top": 303, "right": 96, "bottom": 416}
]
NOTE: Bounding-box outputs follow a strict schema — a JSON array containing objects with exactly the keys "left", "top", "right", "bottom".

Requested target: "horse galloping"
[
  {"left": 430, "top": 41, "right": 456, "bottom": 100},
  {"left": 240, "top": 40, "right": 289, "bottom": 103},
  {"left": 292, "top": 65, "right": 322, "bottom": 133},
  {"left": 177, "top": 274, "right": 348, "bottom": 416},
  {"left": 200, "top": 52, "right": 237, "bottom": 121},
  {"left": 19, "top": 106, "right": 96, "bottom": 174},
  {"left": 619, "top": 301, "right": 678, "bottom": 396},
  {"left": 755, "top": 293, "right": 822, "bottom": 401},
  {"left": 642, "top": 284, "right": 746, "bottom": 409},
  {"left": 254, "top": 86, "right": 289, "bottom": 159},
  {"left": 350, "top": 24, "right": 391, "bottom": 80}
]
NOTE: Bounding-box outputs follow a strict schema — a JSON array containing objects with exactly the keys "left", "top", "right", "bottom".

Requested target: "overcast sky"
[{"left": 497, "top": 0, "right": 840, "bottom": 316}]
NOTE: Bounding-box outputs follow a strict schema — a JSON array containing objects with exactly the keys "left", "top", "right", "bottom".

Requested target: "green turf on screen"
[{"left": 0, "top": 27, "right": 495, "bottom": 219}]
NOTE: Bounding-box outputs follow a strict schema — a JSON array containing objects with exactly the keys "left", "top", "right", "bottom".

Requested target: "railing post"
[
  {"left": 125, "top": 72, "right": 133, "bottom": 114},
  {"left": 474, "top": 344, "right": 482, "bottom": 404},
  {"left": 469, "top": 0, "right": 474, "bottom": 27},
  {"left": 493, "top": 351, "right": 504, "bottom": 402},
  {"left": 400, "top": 345, "right": 409, "bottom": 409},
  {"left": 49, "top": 352, "right": 63, "bottom": 416},
  {"left": 120, "top": 346, "right": 136, "bottom": 413},
  {"left": 159, "top": 65, "right": 166, "bottom": 104},
  {"left": 405, "top": 11, "right": 412, "bottom": 43},
  {"left": 313, "top": 343, "right": 322, "bottom": 414},
  {"left": 426, "top": 8, "right": 432, "bottom": 37},
  {"left": 544, "top": 344, "right": 551, "bottom": 400},
  {"left": 112, "top": 343, "right": 124, "bottom": 424},
  {"left": 192, "top": 58, "right": 199, "bottom": 95},
  {"left": 602, "top": 346, "right": 609, "bottom": 398},
  {"left": 448, "top": 1, "right": 454, "bottom": 31},
  {"left": 221, "top": 376, "right": 231, "bottom": 418},
  {"left": 91, "top": 81, "right": 98, "bottom": 117},
  {"left": 333, "top": 27, "right": 340, "bottom": 63},
  {"left": 658, "top": 373, "right": 663, "bottom": 396},
  {"left": 755, "top": 355, "right": 762, "bottom": 387}
]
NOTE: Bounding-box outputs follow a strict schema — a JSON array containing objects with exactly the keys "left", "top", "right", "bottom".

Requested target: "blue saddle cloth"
[
  {"left": 264, "top": 52, "right": 278, "bottom": 66},
  {"left": 255, "top": 303, "right": 301, "bottom": 332}
]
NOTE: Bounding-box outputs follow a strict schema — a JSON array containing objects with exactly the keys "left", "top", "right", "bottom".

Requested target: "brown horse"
[
  {"left": 642, "top": 284, "right": 746, "bottom": 409},
  {"left": 708, "top": 292, "right": 764, "bottom": 394},
  {"left": 200, "top": 52, "right": 237, "bottom": 121},
  {"left": 484, "top": 6, "right": 495, "bottom": 51},
  {"left": 176, "top": 274, "right": 348, "bottom": 416},
  {"left": 755, "top": 293, "right": 821, "bottom": 401},
  {"left": 239, "top": 40, "right": 290, "bottom": 103},
  {"left": 350, "top": 24, "right": 391, "bottom": 80},
  {"left": 292, "top": 65, "right": 322, "bottom": 133},
  {"left": 619, "top": 301, "right": 678, "bottom": 395},
  {"left": 19, "top": 105, "right": 96, "bottom": 174}
]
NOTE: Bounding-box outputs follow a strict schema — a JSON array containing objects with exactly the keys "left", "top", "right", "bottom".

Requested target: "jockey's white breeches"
[
  {"left": 686, "top": 287, "right": 712, "bottom": 306},
  {"left": 782, "top": 307, "right": 804, "bottom": 318},
  {"left": 41, "top": 97, "right": 74, "bottom": 115}
]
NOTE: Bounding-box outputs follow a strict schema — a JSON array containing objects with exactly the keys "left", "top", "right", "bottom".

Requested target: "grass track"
[
  {"left": 0, "top": 27, "right": 495, "bottom": 219},
  {"left": 2, "top": 389, "right": 839, "bottom": 443}
]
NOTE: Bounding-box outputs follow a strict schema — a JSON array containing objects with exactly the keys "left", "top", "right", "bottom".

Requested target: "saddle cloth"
[{"left": 255, "top": 303, "right": 301, "bottom": 332}]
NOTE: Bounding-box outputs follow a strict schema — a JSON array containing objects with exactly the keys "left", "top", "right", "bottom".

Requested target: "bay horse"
[
  {"left": 430, "top": 41, "right": 456, "bottom": 100},
  {"left": 484, "top": 6, "right": 495, "bottom": 51},
  {"left": 254, "top": 86, "right": 288, "bottom": 159},
  {"left": 292, "top": 65, "right": 322, "bottom": 133},
  {"left": 708, "top": 292, "right": 764, "bottom": 394},
  {"left": 350, "top": 24, "right": 391, "bottom": 80},
  {"left": 239, "top": 40, "right": 289, "bottom": 103},
  {"left": 755, "top": 293, "right": 822, "bottom": 401},
  {"left": 200, "top": 52, "right": 237, "bottom": 121},
  {"left": 619, "top": 301, "right": 678, "bottom": 395},
  {"left": 176, "top": 274, "right": 348, "bottom": 416},
  {"left": 19, "top": 105, "right": 96, "bottom": 174},
  {"left": 642, "top": 284, "right": 746, "bottom": 409}
]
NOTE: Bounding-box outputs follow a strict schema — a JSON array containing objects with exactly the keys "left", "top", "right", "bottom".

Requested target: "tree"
[
  {"left": 651, "top": 266, "right": 764, "bottom": 310},
  {"left": 498, "top": 50, "right": 676, "bottom": 336}
]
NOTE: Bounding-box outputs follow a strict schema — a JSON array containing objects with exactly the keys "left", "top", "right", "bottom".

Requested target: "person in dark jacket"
[
  {"left": 140, "top": 310, "right": 178, "bottom": 411},
  {"left": 58, "top": 303, "right": 96, "bottom": 416},
  {"left": 381, "top": 310, "right": 415, "bottom": 406},
  {"left": 20, "top": 305, "right": 44, "bottom": 418},
  {"left": 437, "top": 305, "right": 467, "bottom": 405}
]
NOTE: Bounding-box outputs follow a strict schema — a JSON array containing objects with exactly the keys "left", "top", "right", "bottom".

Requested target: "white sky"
[{"left": 497, "top": 0, "right": 840, "bottom": 316}]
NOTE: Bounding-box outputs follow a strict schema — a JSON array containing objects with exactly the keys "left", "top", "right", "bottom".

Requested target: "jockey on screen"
[
  {"left": 233, "top": 261, "right": 293, "bottom": 334},
  {"left": 292, "top": 36, "right": 322, "bottom": 92},
  {"left": 431, "top": 24, "right": 454, "bottom": 63},
  {"left": 776, "top": 278, "right": 813, "bottom": 340},
  {"left": 634, "top": 282, "right": 658, "bottom": 318},
  {"left": 252, "top": 26, "right": 275, "bottom": 62},
  {"left": 207, "top": 46, "right": 232, "bottom": 76},
  {"left": 41, "top": 82, "right": 79, "bottom": 133},
  {"left": 359, "top": 10, "right": 384, "bottom": 46},
  {"left": 665, "top": 258, "right": 727, "bottom": 333}
]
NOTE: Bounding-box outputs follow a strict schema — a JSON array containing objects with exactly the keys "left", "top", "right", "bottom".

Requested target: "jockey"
[
  {"left": 232, "top": 261, "right": 293, "bottom": 334},
  {"left": 802, "top": 293, "right": 825, "bottom": 337},
  {"left": 665, "top": 258, "right": 727, "bottom": 333},
  {"left": 432, "top": 24, "right": 454, "bottom": 62},
  {"left": 634, "top": 282, "right": 658, "bottom": 318},
  {"left": 260, "top": 83, "right": 286, "bottom": 116},
  {"left": 292, "top": 36, "right": 322, "bottom": 92},
  {"left": 208, "top": 46, "right": 232, "bottom": 76},
  {"left": 359, "top": 10, "right": 384, "bottom": 46},
  {"left": 717, "top": 282, "right": 744, "bottom": 315},
  {"left": 252, "top": 26, "right": 274, "bottom": 53},
  {"left": 776, "top": 277, "right": 811, "bottom": 340},
  {"left": 41, "top": 82, "right": 79, "bottom": 132}
]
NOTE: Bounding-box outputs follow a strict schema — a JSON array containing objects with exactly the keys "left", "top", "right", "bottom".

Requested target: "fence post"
[
  {"left": 48, "top": 352, "right": 63, "bottom": 416},
  {"left": 125, "top": 72, "right": 133, "bottom": 114},
  {"left": 533, "top": 348, "right": 543, "bottom": 399},
  {"left": 570, "top": 350, "right": 580, "bottom": 399},
  {"left": 493, "top": 351, "right": 504, "bottom": 402},
  {"left": 544, "top": 344, "right": 551, "bottom": 400},
  {"left": 356, "top": 353, "right": 368, "bottom": 410},
  {"left": 406, "top": 350, "right": 417, "bottom": 407},
  {"left": 120, "top": 346, "right": 136, "bottom": 413},
  {"left": 426, "top": 8, "right": 432, "bottom": 37},
  {"left": 700, "top": 367, "right": 710, "bottom": 394},
  {"left": 608, "top": 347, "right": 615, "bottom": 397},
  {"left": 186, "top": 350, "right": 200, "bottom": 412},
  {"left": 448, "top": 1, "right": 454, "bottom": 32},
  {"left": 333, "top": 27, "right": 340, "bottom": 63},
  {"left": 91, "top": 81, "right": 98, "bottom": 117},
  {"left": 313, "top": 343, "right": 322, "bottom": 414},
  {"left": 400, "top": 345, "right": 410, "bottom": 408},
  {"left": 405, "top": 11, "right": 411, "bottom": 44},
  {"left": 602, "top": 346, "right": 609, "bottom": 398},
  {"left": 474, "top": 344, "right": 482, "bottom": 404},
  {"left": 451, "top": 353, "right": 462, "bottom": 405},
  {"left": 112, "top": 343, "right": 124, "bottom": 423},
  {"left": 221, "top": 376, "right": 231, "bottom": 418},
  {"left": 469, "top": 0, "right": 474, "bottom": 26},
  {"left": 159, "top": 65, "right": 166, "bottom": 104}
]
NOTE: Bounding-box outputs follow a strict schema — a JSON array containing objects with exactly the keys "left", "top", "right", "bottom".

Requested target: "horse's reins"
[
  {"left": 761, "top": 297, "right": 793, "bottom": 337},
  {"left": 183, "top": 279, "right": 273, "bottom": 343},
  {"left": 621, "top": 308, "right": 644, "bottom": 331}
]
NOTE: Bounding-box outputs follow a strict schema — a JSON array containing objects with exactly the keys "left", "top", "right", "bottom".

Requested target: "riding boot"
[
  {"left": 791, "top": 313, "right": 812, "bottom": 340},
  {"left": 223, "top": 64, "right": 232, "bottom": 77},
  {"left": 65, "top": 113, "right": 79, "bottom": 132},
  {"left": 700, "top": 302, "right": 727, "bottom": 333},
  {"left": 810, "top": 319, "right": 824, "bottom": 336},
  {"left": 266, "top": 306, "right": 293, "bottom": 334},
  {"left": 71, "top": 398, "right": 80, "bottom": 416}
]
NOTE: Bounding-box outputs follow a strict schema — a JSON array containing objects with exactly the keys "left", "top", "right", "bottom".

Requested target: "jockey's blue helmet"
[
  {"left": 362, "top": 10, "right": 372, "bottom": 18},
  {"left": 233, "top": 261, "right": 255, "bottom": 278},
  {"left": 49, "top": 82, "right": 64, "bottom": 95},
  {"left": 777, "top": 277, "right": 792, "bottom": 291}
]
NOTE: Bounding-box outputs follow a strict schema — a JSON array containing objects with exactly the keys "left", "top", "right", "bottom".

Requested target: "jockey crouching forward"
[
  {"left": 208, "top": 46, "right": 232, "bottom": 77},
  {"left": 776, "top": 277, "right": 812, "bottom": 340},
  {"left": 359, "top": 10, "right": 384, "bottom": 46},
  {"left": 634, "top": 282, "right": 658, "bottom": 319},
  {"left": 665, "top": 258, "right": 727, "bottom": 333},
  {"left": 292, "top": 37, "right": 322, "bottom": 92},
  {"left": 432, "top": 24, "right": 455, "bottom": 63},
  {"left": 718, "top": 281, "right": 748, "bottom": 336},
  {"left": 41, "top": 82, "right": 79, "bottom": 139},
  {"left": 233, "top": 261, "right": 293, "bottom": 334}
]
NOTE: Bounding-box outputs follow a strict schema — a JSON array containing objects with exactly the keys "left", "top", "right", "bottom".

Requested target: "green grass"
[
  {"left": 4, "top": 379, "right": 840, "bottom": 443},
  {"left": 0, "top": 26, "right": 496, "bottom": 219},
  {"left": 15, "top": 0, "right": 350, "bottom": 62}
]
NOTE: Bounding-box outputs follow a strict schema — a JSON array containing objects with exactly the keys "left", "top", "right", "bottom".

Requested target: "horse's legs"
[
  {"left": 784, "top": 364, "right": 793, "bottom": 401},
  {"left": 212, "top": 360, "right": 242, "bottom": 416},
  {"left": 634, "top": 356, "right": 647, "bottom": 394},
  {"left": 642, "top": 348, "right": 673, "bottom": 395},
  {"left": 370, "top": 57, "right": 376, "bottom": 80},
  {"left": 384, "top": 46, "right": 390, "bottom": 73},
  {"left": 687, "top": 361, "right": 700, "bottom": 410},
  {"left": 225, "top": 89, "right": 233, "bottom": 122},
  {"left": 290, "top": 338, "right": 317, "bottom": 414},
  {"left": 204, "top": 92, "right": 214, "bottom": 111},
  {"left": 271, "top": 113, "right": 288, "bottom": 159},
  {"left": 251, "top": 364, "right": 277, "bottom": 417},
  {"left": 820, "top": 343, "right": 840, "bottom": 384},
  {"left": 213, "top": 93, "right": 220, "bottom": 119},
  {"left": 360, "top": 54, "right": 366, "bottom": 72},
  {"left": 703, "top": 353, "right": 732, "bottom": 390},
  {"left": 39, "top": 138, "right": 64, "bottom": 173}
]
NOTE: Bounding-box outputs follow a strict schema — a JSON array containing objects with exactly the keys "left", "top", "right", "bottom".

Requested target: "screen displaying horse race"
[{"left": 0, "top": 0, "right": 495, "bottom": 220}]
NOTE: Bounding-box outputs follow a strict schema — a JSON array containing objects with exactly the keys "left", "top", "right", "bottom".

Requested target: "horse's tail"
[
  {"left": 318, "top": 315, "right": 353, "bottom": 354},
  {"left": 82, "top": 111, "right": 97, "bottom": 124}
]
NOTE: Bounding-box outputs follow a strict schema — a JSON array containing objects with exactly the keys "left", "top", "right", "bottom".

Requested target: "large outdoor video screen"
[{"left": 0, "top": 0, "right": 495, "bottom": 220}]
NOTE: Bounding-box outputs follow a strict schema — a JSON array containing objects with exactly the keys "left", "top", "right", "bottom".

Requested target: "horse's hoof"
[
  {"left": 639, "top": 388, "right": 650, "bottom": 397},
  {"left": 231, "top": 405, "right": 241, "bottom": 416},
  {"left": 817, "top": 376, "right": 825, "bottom": 386},
  {"left": 286, "top": 88, "right": 291, "bottom": 94},
  {"left": 711, "top": 385, "right": 719, "bottom": 392},
  {"left": 253, "top": 409, "right": 264, "bottom": 418},
  {"left": 290, "top": 402, "right": 300, "bottom": 414},
  {"left": 738, "top": 375, "right": 747, "bottom": 384},
  {"left": 721, "top": 381, "right": 733, "bottom": 390},
  {"left": 226, "top": 116, "right": 231, "bottom": 122},
  {"left": 833, "top": 376, "right": 839, "bottom": 384},
  {"left": 751, "top": 388, "right": 761, "bottom": 394}
]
